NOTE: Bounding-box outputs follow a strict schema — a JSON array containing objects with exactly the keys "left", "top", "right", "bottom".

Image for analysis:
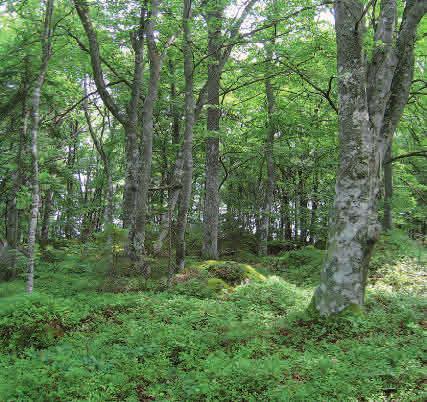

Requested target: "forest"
[{"left": 0, "top": 0, "right": 426, "bottom": 400}]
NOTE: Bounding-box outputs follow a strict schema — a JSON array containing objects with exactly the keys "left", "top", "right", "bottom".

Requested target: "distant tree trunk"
[
  {"left": 202, "top": 2, "right": 223, "bottom": 260},
  {"left": 175, "top": 0, "right": 195, "bottom": 272},
  {"left": 383, "top": 144, "right": 393, "bottom": 230},
  {"left": 65, "top": 123, "right": 78, "bottom": 239},
  {"left": 309, "top": 170, "right": 319, "bottom": 243},
  {"left": 27, "top": 0, "right": 54, "bottom": 293},
  {"left": 293, "top": 197, "right": 298, "bottom": 241},
  {"left": 313, "top": 0, "right": 425, "bottom": 315},
  {"left": 298, "top": 170, "right": 308, "bottom": 244},
  {"left": 282, "top": 193, "right": 292, "bottom": 240},
  {"left": 40, "top": 188, "right": 53, "bottom": 249},
  {"left": 259, "top": 47, "right": 276, "bottom": 256}
]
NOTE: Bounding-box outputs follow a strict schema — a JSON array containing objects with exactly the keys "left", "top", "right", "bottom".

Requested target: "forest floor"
[{"left": 0, "top": 230, "right": 425, "bottom": 401}]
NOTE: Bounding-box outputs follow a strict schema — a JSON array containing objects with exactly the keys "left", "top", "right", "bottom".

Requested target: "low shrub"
[{"left": 0, "top": 294, "right": 79, "bottom": 352}]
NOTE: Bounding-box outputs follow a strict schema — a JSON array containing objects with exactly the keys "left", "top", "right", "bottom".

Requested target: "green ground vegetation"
[{"left": 0, "top": 230, "right": 425, "bottom": 401}]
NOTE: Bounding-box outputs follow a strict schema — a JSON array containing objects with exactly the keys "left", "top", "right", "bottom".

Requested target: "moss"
[
  {"left": 338, "top": 303, "right": 364, "bottom": 316},
  {"left": 305, "top": 296, "right": 364, "bottom": 318},
  {"left": 194, "top": 260, "right": 266, "bottom": 286},
  {"left": 207, "top": 278, "right": 229, "bottom": 292}
]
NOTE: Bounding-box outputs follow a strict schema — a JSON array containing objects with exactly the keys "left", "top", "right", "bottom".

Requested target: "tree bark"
[
  {"left": 123, "top": 8, "right": 145, "bottom": 229},
  {"left": 129, "top": 0, "right": 167, "bottom": 274},
  {"left": 27, "top": 0, "right": 54, "bottom": 293},
  {"left": 175, "top": 0, "right": 195, "bottom": 272},
  {"left": 202, "top": 2, "right": 223, "bottom": 260},
  {"left": 313, "top": 0, "right": 425, "bottom": 315},
  {"left": 65, "top": 122, "right": 78, "bottom": 239},
  {"left": 383, "top": 144, "right": 393, "bottom": 230}
]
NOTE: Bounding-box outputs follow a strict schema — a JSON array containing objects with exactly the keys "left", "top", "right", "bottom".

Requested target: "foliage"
[{"left": 0, "top": 238, "right": 425, "bottom": 400}]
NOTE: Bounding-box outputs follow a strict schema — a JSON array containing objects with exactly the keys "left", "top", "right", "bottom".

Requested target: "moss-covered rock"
[
  {"left": 207, "top": 278, "right": 230, "bottom": 292},
  {"left": 194, "top": 260, "right": 266, "bottom": 286}
]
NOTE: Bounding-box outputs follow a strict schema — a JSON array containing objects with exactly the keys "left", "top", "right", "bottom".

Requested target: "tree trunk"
[
  {"left": 27, "top": 0, "right": 54, "bottom": 293},
  {"left": 129, "top": 0, "right": 164, "bottom": 274},
  {"left": 313, "top": 0, "right": 425, "bottom": 315},
  {"left": 123, "top": 8, "right": 145, "bottom": 229},
  {"left": 202, "top": 137, "right": 220, "bottom": 259},
  {"left": 122, "top": 124, "right": 140, "bottom": 229},
  {"left": 65, "top": 123, "right": 78, "bottom": 239},
  {"left": 309, "top": 170, "right": 319, "bottom": 243},
  {"left": 202, "top": 2, "right": 223, "bottom": 260},
  {"left": 298, "top": 170, "right": 308, "bottom": 244},
  {"left": 175, "top": 0, "right": 195, "bottom": 272},
  {"left": 383, "top": 144, "right": 393, "bottom": 230}
]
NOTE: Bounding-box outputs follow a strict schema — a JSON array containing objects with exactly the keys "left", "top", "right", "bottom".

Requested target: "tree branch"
[{"left": 385, "top": 150, "right": 427, "bottom": 164}]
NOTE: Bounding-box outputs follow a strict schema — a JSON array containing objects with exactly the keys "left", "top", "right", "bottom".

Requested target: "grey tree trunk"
[
  {"left": 123, "top": 8, "right": 145, "bottom": 229},
  {"left": 202, "top": 2, "right": 223, "bottom": 260},
  {"left": 65, "top": 123, "right": 78, "bottom": 239},
  {"left": 298, "top": 171, "right": 308, "bottom": 244},
  {"left": 202, "top": 137, "right": 220, "bottom": 259},
  {"left": 313, "top": 0, "right": 426, "bottom": 315},
  {"left": 309, "top": 171, "right": 319, "bottom": 243},
  {"left": 27, "top": 0, "right": 54, "bottom": 293},
  {"left": 122, "top": 125, "right": 140, "bottom": 229},
  {"left": 130, "top": 0, "right": 173, "bottom": 274},
  {"left": 383, "top": 144, "right": 393, "bottom": 230},
  {"left": 175, "top": 0, "right": 195, "bottom": 272}
]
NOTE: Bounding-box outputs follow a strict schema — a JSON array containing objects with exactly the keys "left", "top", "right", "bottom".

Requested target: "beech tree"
[
  {"left": 313, "top": 0, "right": 426, "bottom": 315},
  {"left": 27, "top": 0, "right": 55, "bottom": 293}
]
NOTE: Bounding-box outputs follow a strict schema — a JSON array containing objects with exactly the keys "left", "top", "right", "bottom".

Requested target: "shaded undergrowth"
[{"left": 0, "top": 230, "right": 425, "bottom": 401}]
